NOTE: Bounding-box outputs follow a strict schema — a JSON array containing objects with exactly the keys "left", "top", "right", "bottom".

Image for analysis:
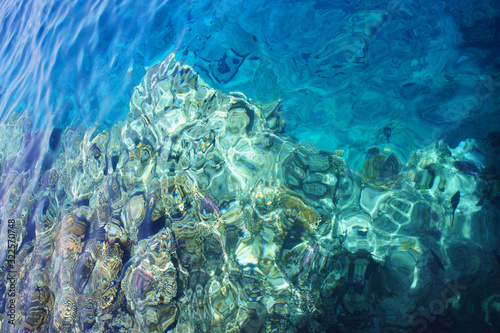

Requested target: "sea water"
[
  {"left": 1, "top": 0, "right": 500, "bottom": 332},
  {"left": 2, "top": 0, "right": 499, "bottom": 161}
]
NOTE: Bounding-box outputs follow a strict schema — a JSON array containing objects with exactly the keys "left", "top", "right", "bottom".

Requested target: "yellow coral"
[{"left": 279, "top": 194, "right": 320, "bottom": 231}]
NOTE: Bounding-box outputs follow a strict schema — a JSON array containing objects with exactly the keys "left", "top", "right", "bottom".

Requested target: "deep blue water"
[{"left": 1, "top": 0, "right": 499, "bottom": 170}]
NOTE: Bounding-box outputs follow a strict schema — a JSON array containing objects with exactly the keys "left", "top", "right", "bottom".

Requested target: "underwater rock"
[
  {"left": 19, "top": 286, "right": 55, "bottom": 332},
  {"left": 53, "top": 289, "right": 78, "bottom": 331},
  {"left": 207, "top": 278, "right": 237, "bottom": 322},
  {"left": 2, "top": 54, "right": 499, "bottom": 333},
  {"left": 72, "top": 251, "right": 95, "bottom": 294},
  {"left": 199, "top": 195, "right": 221, "bottom": 218},
  {"left": 122, "top": 141, "right": 156, "bottom": 190},
  {"left": 121, "top": 228, "right": 178, "bottom": 331},
  {"left": 379, "top": 242, "right": 422, "bottom": 294},
  {"left": 279, "top": 193, "right": 321, "bottom": 231},
  {"left": 362, "top": 150, "right": 402, "bottom": 190},
  {"left": 83, "top": 129, "right": 109, "bottom": 182},
  {"left": 341, "top": 213, "right": 377, "bottom": 256},
  {"left": 379, "top": 152, "right": 401, "bottom": 178},
  {"left": 454, "top": 160, "right": 481, "bottom": 175},
  {"left": 122, "top": 194, "right": 146, "bottom": 241}
]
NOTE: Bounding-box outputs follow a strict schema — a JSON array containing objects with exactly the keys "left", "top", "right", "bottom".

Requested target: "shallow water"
[{"left": 1, "top": 0, "right": 500, "bottom": 332}]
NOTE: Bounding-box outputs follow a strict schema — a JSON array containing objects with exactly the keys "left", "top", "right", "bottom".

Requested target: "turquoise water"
[
  {"left": 1, "top": 0, "right": 500, "bottom": 332},
  {"left": 2, "top": 0, "right": 499, "bottom": 164}
]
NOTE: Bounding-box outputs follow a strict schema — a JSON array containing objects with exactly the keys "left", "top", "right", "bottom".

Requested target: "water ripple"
[{"left": 0, "top": 0, "right": 499, "bottom": 171}]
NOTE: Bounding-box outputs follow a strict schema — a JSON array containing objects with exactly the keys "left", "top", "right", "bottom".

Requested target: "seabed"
[{"left": 1, "top": 55, "right": 500, "bottom": 332}]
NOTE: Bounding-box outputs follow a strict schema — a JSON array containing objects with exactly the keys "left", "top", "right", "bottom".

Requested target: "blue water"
[
  {"left": 2, "top": 0, "right": 499, "bottom": 170},
  {"left": 1, "top": 1, "right": 500, "bottom": 331},
  {"left": 0, "top": 0, "right": 185, "bottom": 130}
]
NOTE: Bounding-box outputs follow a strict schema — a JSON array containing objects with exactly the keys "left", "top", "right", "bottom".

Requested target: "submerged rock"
[{"left": 1, "top": 55, "right": 499, "bottom": 333}]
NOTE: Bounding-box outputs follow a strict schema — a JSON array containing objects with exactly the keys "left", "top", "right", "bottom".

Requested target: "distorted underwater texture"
[{"left": 0, "top": 0, "right": 500, "bottom": 332}]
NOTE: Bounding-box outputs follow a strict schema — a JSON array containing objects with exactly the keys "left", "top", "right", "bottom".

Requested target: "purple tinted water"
[{"left": 0, "top": 0, "right": 188, "bottom": 131}]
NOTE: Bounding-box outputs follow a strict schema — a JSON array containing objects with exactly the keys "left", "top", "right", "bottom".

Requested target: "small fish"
[
  {"left": 493, "top": 250, "right": 500, "bottom": 265},
  {"left": 429, "top": 249, "right": 445, "bottom": 271},
  {"left": 383, "top": 126, "right": 392, "bottom": 143},
  {"left": 451, "top": 191, "right": 460, "bottom": 226}
]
